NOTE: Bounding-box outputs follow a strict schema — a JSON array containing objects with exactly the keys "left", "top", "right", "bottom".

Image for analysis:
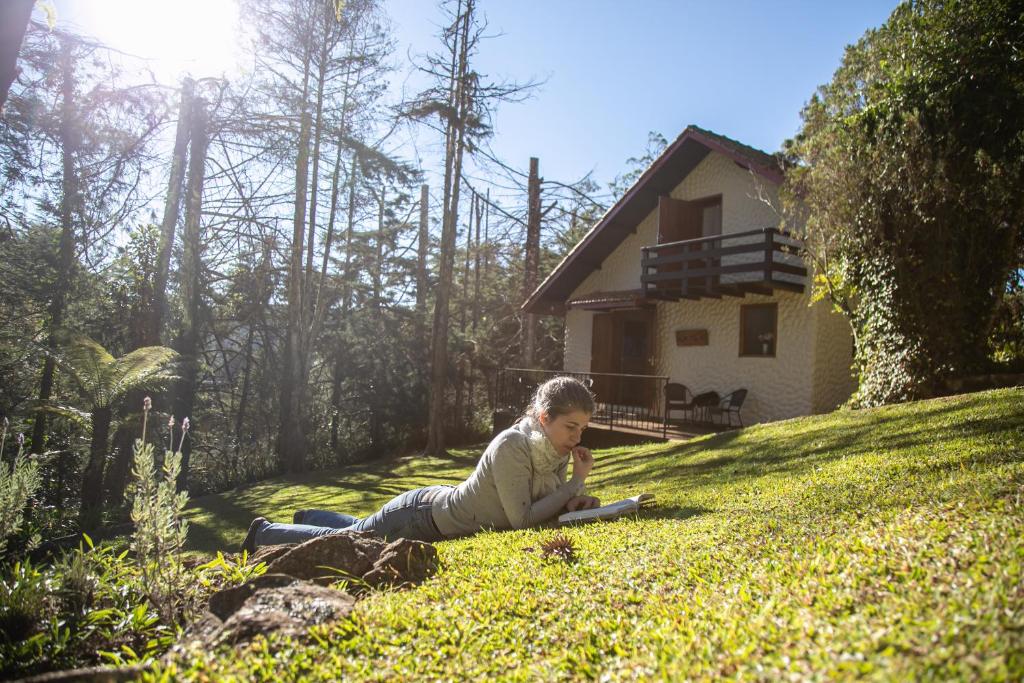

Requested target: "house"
[{"left": 516, "top": 125, "right": 856, "bottom": 429}]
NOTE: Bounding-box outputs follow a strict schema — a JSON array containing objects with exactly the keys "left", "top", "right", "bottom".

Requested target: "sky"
[
  {"left": 385, "top": 0, "right": 900, "bottom": 189},
  {"left": 45, "top": 0, "right": 900, "bottom": 193}
]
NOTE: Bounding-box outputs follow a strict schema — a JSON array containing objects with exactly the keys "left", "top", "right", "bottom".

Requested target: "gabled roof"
[{"left": 522, "top": 125, "right": 784, "bottom": 314}]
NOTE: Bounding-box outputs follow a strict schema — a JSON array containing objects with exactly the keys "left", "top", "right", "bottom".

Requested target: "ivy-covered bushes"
[{"left": 784, "top": 0, "right": 1024, "bottom": 406}]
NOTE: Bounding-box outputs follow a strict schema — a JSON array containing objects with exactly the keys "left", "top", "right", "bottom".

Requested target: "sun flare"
[{"left": 70, "top": 0, "right": 242, "bottom": 79}]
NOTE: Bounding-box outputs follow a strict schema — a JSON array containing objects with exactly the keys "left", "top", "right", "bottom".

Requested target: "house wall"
[
  {"left": 811, "top": 302, "right": 857, "bottom": 413},
  {"left": 563, "top": 150, "right": 855, "bottom": 425}
]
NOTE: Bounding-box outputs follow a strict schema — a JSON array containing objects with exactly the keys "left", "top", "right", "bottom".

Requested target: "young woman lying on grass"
[{"left": 241, "top": 376, "right": 601, "bottom": 552}]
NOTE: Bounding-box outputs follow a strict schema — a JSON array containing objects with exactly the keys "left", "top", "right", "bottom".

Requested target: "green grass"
[{"left": 164, "top": 388, "right": 1024, "bottom": 680}]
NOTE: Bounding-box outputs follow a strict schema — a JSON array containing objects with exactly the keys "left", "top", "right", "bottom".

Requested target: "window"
[{"left": 740, "top": 304, "right": 777, "bottom": 357}]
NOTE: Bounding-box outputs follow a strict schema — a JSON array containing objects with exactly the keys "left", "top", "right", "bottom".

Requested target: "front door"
[{"left": 590, "top": 309, "right": 655, "bottom": 406}]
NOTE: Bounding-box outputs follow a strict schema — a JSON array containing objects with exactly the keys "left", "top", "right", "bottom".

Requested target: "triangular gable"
[{"left": 522, "top": 125, "right": 783, "bottom": 314}]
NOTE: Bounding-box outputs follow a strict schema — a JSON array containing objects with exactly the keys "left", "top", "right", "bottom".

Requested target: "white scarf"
[{"left": 517, "top": 416, "right": 570, "bottom": 500}]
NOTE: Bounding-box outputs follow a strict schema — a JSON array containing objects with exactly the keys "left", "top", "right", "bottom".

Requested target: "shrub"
[
  {"left": 129, "top": 436, "right": 190, "bottom": 626},
  {"left": 0, "top": 539, "right": 174, "bottom": 678},
  {"left": 0, "top": 428, "right": 42, "bottom": 559},
  {"left": 0, "top": 404, "right": 264, "bottom": 678}
]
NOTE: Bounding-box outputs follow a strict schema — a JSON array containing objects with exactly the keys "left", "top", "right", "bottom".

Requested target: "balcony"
[{"left": 641, "top": 227, "right": 806, "bottom": 301}]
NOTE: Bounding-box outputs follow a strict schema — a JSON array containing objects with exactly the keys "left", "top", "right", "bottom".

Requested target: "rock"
[
  {"left": 249, "top": 543, "right": 295, "bottom": 566},
  {"left": 213, "top": 582, "right": 356, "bottom": 646},
  {"left": 363, "top": 539, "right": 440, "bottom": 588},
  {"left": 264, "top": 532, "right": 388, "bottom": 586},
  {"left": 183, "top": 580, "right": 355, "bottom": 647},
  {"left": 181, "top": 532, "right": 439, "bottom": 649},
  {"left": 208, "top": 573, "right": 298, "bottom": 620},
  {"left": 179, "top": 609, "right": 223, "bottom": 646}
]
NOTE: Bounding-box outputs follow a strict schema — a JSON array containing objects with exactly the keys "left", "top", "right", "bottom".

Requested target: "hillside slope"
[{"left": 174, "top": 388, "right": 1024, "bottom": 680}]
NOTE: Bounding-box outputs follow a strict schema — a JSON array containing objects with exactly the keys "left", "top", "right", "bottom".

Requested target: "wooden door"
[
  {"left": 590, "top": 313, "right": 617, "bottom": 402},
  {"left": 698, "top": 197, "right": 722, "bottom": 290},
  {"left": 657, "top": 197, "right": 702, "bottom": 294},
  {"left": 591, "top": 309, "right": 656, "bottom": 407},
  {"left": 617, "top": 309, "right": 655, "bottom": 406}
]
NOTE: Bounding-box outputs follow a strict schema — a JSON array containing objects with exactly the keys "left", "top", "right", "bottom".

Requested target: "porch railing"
[
  {"left": 641, "top": 227, "right": 806, "bottom": 300},
  {"left": 495, "top": 367, "right": 670, "bottom": 436}
]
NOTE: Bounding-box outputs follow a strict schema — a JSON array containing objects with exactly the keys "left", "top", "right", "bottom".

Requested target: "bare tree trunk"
[
  {"left": 104, "top": 424, "right": 134, "bottom": 509},
  {"left": 468, "top": 189, "right": 483, "bottom": 428},
  {"left": 341, "top": 152, "right": 358, "bottom": 311},
  {"left": 80, "top": 407, "right": 111, "bottom": 531},
  {"left": 0, "top": 0, "right": 33, "bottom": 114},
  {"left": 373, "top": 189, "right": 385, "bottom": 305},
  {"left": 234, "top": 324, "right": 255, "bottom": 462},
  {"left": 416, "top": 184, "right": 430, "bottom": 337},
  {"left": 483, "top": 189, "right": 495, "bottom": 412},
  {"left": 151, "top": 78, "right": 193, "bottom": 345},
  {"left": 426, "top": 0, "right": 473, "bottom": 455},
  {"left": 522, "top": 156, "right": 541, "bottom": 368},
  {"left": 316, "top": 95, "right": 350, "bottom": 308},
  {"left": 329, "top": 348, "right": 345, "bottom": 457},
  {"left": 453, "top": 192, "right": 475, "bottom": 435},
  {"left": 369, "top": 190, "right": 385, "bottom": 453},
  {"left": 173, "top": 96, "right": 209, "bottom": 492},
  {"left": 30, "top": 39, "right": 78, "bottom": 454},
  {"left": 279, "top": 106, "right": 311, "bottom": 473},
  {"left": 304, "top": 29, "right": 329, "bottom": 304}
]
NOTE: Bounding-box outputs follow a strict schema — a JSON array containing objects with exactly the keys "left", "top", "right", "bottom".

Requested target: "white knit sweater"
[{"left": 430, "top": 416, "right": 585, "bottom": 536}]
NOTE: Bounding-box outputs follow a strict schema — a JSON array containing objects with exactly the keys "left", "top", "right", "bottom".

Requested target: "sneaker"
[
  {"left": 292, "top": 510, "right": 307, "bottom": 525},
  {"left": 241, "top": 516, "right": 267, "bottom": 555}
]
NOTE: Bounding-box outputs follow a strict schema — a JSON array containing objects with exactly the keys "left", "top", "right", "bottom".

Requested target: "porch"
[{"left": 494, "top": 367, "right": 730, "bottom": 442}]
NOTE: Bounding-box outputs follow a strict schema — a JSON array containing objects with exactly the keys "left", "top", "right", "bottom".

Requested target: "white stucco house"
[{"left": 517, "top": 125, "right": 856, "bottom": 429}]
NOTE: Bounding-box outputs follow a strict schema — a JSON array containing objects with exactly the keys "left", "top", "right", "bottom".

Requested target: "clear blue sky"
[{"left": 388, "top": 0, "right": 900, "bottom": 189}]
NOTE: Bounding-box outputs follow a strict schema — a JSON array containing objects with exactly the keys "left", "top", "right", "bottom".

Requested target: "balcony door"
[
  {"left": 590, "top": 309, "right": 655, "bottom": 407},
  {"left": 657, "top": 195, "right": 722, "bottom": 293}
]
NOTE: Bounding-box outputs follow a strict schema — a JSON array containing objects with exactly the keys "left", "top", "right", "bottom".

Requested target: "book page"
[{"left": 557, "top": 493, "right": 654, "bottom": 525}]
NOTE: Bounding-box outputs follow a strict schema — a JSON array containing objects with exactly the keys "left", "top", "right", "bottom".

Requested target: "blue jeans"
[{"left": 255, "top": 485, "right": 450, "bottom": 547}]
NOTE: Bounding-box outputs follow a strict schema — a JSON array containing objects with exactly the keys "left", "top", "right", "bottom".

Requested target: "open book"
[{"left": 558, "top": 493, "right": 655, "bottom": 525}]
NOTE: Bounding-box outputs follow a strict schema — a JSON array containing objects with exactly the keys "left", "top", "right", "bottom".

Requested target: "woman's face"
[{"left": 540, "top": 409, "right": 590, "bottom": 455}]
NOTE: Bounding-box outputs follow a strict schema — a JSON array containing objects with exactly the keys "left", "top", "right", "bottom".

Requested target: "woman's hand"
[
  {"left": 570, "top": 446, "right": 594, "bottom": 482},
  {"left": 565, "top": 495, "right": 601, "bottom": 512}
]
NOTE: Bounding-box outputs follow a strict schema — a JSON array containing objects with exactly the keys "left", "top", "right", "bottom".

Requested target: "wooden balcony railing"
[{"left": 641, "top": 227, "right": 806, "bottom": 301}]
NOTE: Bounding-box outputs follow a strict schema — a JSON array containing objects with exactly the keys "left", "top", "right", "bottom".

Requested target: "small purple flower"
[
  {"left": 168, "top": 414, "right": 175, "bottom": 428},
  {"left": 143, "top": 396, "right": 152, "bottom": 412},
  {"left": 17, "top": 433, "right": 24, "bottom": 447},
  {"left": 177, "top": 417, "right": 191, "bottom": 454}
]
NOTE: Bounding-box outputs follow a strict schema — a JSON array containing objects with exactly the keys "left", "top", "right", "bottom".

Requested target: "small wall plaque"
[{"left": 675, "top": 329, "right": 709, "bottom": 347}]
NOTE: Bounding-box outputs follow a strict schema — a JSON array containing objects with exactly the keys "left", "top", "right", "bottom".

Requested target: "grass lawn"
[{"left": 164, "top": 388, "right": 1024, "bottom": 680}]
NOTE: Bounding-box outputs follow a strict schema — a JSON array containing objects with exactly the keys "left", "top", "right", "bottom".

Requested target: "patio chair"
[
  {"left": 709, "top": 389, "right": 747, "bottom": 428},
  {"left": 664, "top": 383, "right": 696, "bottom": 424}
]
